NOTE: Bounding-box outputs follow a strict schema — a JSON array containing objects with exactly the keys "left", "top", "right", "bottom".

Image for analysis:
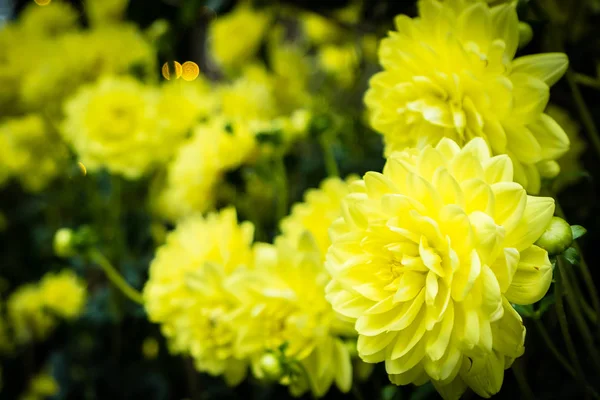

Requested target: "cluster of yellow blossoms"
[
  {"left": 2, "top": 270, "right": 87, "bottom": 346},
  {"left": 145, "top": 176, "right": 360, "bottom": 396}
]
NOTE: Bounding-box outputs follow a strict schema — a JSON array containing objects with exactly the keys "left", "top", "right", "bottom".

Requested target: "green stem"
[
  {"left": 511, "top": 358, "right": 535, "bottom": 400},
  {"left": 553, "top": 199, "right": 600, "bottom": 334},
  {"left": 89, "top": 249, "right": 144, "bottom": 305},
  {"left": 557, "top": 256, "right": 600, "bottom": 376},
  {"left": 566, "top": 69, "right": 600, "bottom": 158},
  {"left": 554, "top": 265, "right": 588, "bottom": 391},
  {"left": 533, "top": 318, "right": 576, "bottom": 378},
  {"left": 563, "top": 260, "right": 598, "bottom": 323},
  {"left": 320, "top": 133, "right": 340, "bottom": 178},
  {"left": 274, "top": 153, "right": 289, "bottom": 222}
]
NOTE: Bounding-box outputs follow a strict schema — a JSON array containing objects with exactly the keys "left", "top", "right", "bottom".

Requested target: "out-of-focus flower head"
[
  {"left": 7, "top": 285, "right": 55, "bottom": 345},
  {"left": 229, "top": 237, "right": 355, "bottom": 397},
  {"left": 38, "top": 270, "right": 87, "bottom": 320},
  {"left": 153, "top": 118, "right": 257, "bottom": 221},
  {"left": 61, "top": 76, "right": 180, "bottom": 179},
  {"left": 301, "top": 12, "right": 344, "bottom": 45},
  {"left": 0, "top": 114, "right": 65, "bottom": 192},
  {"left": 326, "top": 138, "right": 555, "bottom": 399},
  {"left": 318, "top": 43, "right": 359, "bottom": 87},
  {"left": 143, "top": 208, "right": 255, "bottom": 385},
  {"left": 157, "top": 77, "right": 217, "bottom": 139},
  {"left": 19, "top": 1, "right": 80, "bottom": 37},
  {"left": 365, "top": 0, "right": 570, "bottom": 193},
  {"left": 84, "top": 0, "right": 129, "bottom": 26},
  {"left": 545, "top": 105, "right": 587, "bottom": 191},
  {"left": 280, "top": 176, "right": 358, "bottom": 258},
  {"left": 209, "top": 4, "right": 271, "bottom": 73},
  {"left": 20, "top": 370, "right": 59, "bottom": 400},
  {"left": 20, "top": 24, "right": 156, "bottom": 114}
]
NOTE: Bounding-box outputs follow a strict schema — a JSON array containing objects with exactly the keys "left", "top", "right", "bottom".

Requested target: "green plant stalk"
[
  {"left": 319, "top": 133, "right": 340, "bottom": 178},
  {"left": 89, "top": 249, "right": 144, "bottom": 305},
  {"left": 563, "top": 260, "right": 598, "bottom": 323},
  {"left": 557, "top": 256, "right": 600, "bottom": 376},
  {"left": 511, "top": 358, "right": 535, "bottom": 400},
  {"left": 552, "top": 198, "right": 600, "bottom": 335},
  {"left": 533, "top": 318, "right": 577, "bottom": 378},
  {"left": 274, "top": 153, "right": 289, "bottom": 223},
  {"left": 566, "top": 69, "right": 600, "bottom": 159},
  {"left": 554, "top": 266, "right": 589, "bottom": 394}
]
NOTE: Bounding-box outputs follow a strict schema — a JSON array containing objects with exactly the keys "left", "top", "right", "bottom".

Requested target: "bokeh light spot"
[
  {"left": 161, "top": 61, "right": 183, "bottom": 80},
  {"left": 181, "top": 61, "right": 199, "bottom": 81},
  {"left": 77, "top": 162, "right": 87, "bottom": 176}
]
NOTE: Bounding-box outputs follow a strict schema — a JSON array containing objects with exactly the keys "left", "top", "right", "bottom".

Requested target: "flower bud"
[
  {"left": 53, "top": 228, "right": 76, "bottom": 257},
  {"left": 518, "top": 22, "right": 533, "bottom": 48},
  {"left": 258, "top": 353, "right": 284, "bottom": 382},
  {"left": 535, "top": 217, "right": 573, "bottom": 255}
]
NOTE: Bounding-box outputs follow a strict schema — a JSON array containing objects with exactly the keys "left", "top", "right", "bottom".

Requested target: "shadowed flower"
[
  {"left": 365, "top": 0, "right": 570, "bottom": 193},
  {"left": 326, "top": 137, "right": 555, "bottom": 399}
]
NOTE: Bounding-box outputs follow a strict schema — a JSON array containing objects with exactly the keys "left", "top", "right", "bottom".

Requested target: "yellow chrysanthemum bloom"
[
  {"left": 0, "top": 114, "right": 65, "bottom": 192},
  {"left": 229, "top": 237, "right": 355, "bottom": 397},
  {"left": 19, "top": 1, "right": 79, "bottom": 37},
  {"left": 157, "top": 78, "right": 216, "bottom": 138},
  {"left": 209, "top": 4, "right": 271, "bottom": 72},
  {"left": 38, "top": 270, "right": 87, "bottom": 320},
  {"left": 301, "top": 12, "right": 344, "bottom": 45},
  {"left": 365, "top": 0, "right": 570, "bottom": 193},
  {"left": 280, "top": 176, "right": 358, "bottom": 258},
  {"left": 154, "top": 119, "right": 257, "bottom": 221},
  {"left": 545, "top": 105, "right": 586, "bottom": 192},
  {"left": 84, "top": 0, "right": 129, "bottom": 26},
  {"left": 61, "top": 76, "right": 179, "bottom": 179},
  {"left": 144, "top": 208, "right": 255, "bottom": 385},
  {"left": 325, "top": 137, "right": 555, "bottom": 399},
  {"left": 7, "top": 284, "right": 56, "bottom": 345},
  {"left": 20, "top": 371, "right": 59, "bottom": 400},
  {"left": 318, "top": 43, "right": 359, "bottom": 87},
  {"left": 21, "top": 24, "right": 156, "bottom": 113}
]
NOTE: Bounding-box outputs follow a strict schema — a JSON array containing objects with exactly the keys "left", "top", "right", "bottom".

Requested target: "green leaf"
[
  {"left": 570, "top": 225, "right": 587, "bottom": 240},
  {"left": 535, "top": 293, "right": 556, "bottom": 318},
  {"left": 382, "top": 385, "right": 400, "bottom": 400},
  {"left": 563, "top": 247, "right": 580, "bottom": 265},
  {"left": 514, "top": 304, "right": 534, "bottom": 318}
]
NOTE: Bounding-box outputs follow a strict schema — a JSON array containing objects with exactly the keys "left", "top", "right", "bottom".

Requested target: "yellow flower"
[
  {"left": 325, "top": 138, "right": 555, "bottom": 399},
  {"left": 38, "top": 270, "right": 87, "bottom": 320},
  {"left": 7, "top": 284, "right": 56, "bottom": 345},
  {"left": 61, "top": 76, "right": 178, "bottom": 179},
  {"left": 365, "top": 0, "right": 570, "bottom": 193},
  {"left": 0, "top": 114, "right": 65, "bottom": 192},
  {"left": 143, "top": 208, "right": 255, "bottom": 385},
  {"left": 280, "top": 176, "right": 358, "bottom": 258},
  {"left": 19, "top": 1, "right": 79, "bottom": 37},
  {"left": 157, "top": 78, "right": 216, "bottom": 138},
  {"left": 209, "top": 4, "right": 271, "bottom": 72},
  {"left": 84, "top": 0, "right": 129, "bottom": 26},
  {"left": 318, "top": 43, "right": 359, "bottom": 87},
  {"left": 545, "top": 105, "right": 586, "bottom": 192},
  {"left": 301, "top": 12, "right": 344, "bottom": 45},
  {"left": 154, "top": 118, "right": 257, "bottom": 221},
  {"left": 229, "top": 237, "right": 355, "bottom": 397},
  {"left": 20, "top": 371, "right": 59, "bottom": 400}
]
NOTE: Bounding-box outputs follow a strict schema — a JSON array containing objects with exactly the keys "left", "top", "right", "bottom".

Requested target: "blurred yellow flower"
[
  {"left": 0, "top": 114, "right": 64, "bottom": 192},
  {"left": 84, "top": 0, "right": 129, "bottom": 26},
  {"left": 62, "top": 76, "right": 179, "bottom": 179},
  {"left": 209, "top": 4, "right": 271, "bottom": 72},
  {"left": 38, "top": 270, "right": 87, "bottom": 320},
  {"left": 318, "top": 43, "right": 359, "bottom": 87},
  {"left": 154, "top": 118, "right": 257, "bottom": 221},
  {"left": 7, "top": 285, "right": 56, "bottom": 345},
  {"left": 229, "top": 237, "right": 355, "bottom": 397},
  {"left": 280, "top": 176, "right": 358, "bottom": 258},
  {"left": 326, "top": 138, "right": 555, "bottom": 399},
  {"left": 301, "top": 12, "right": 343, "bottom": 45},
  {"left": 144, "top": 208, "right": 255, "bottom": 385},
  {"left": 20, "top": 1, "right": 79, "bottom": 37},
  {"left": 365, "top": 0, "right": 570, "bottom": 193},
  {"left": 20, "top": 371, "right": 59, "bottom": 400}
]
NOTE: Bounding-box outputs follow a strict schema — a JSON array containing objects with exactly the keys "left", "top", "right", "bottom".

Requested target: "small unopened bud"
[
  {"left": 258, "top": 353, "right": 283, "bottom": 381},
  {"left": 535, "top": 217, "right": 573, "bottom": 255},
  {"left": 53, "top": 228, "right": 75, "bottom": 257},
  {"left": 518, "top": 22, "right": 533, "bottom": 48},
  {"left": 538, "top": 160, "right": 560, "bottom": 179}
]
